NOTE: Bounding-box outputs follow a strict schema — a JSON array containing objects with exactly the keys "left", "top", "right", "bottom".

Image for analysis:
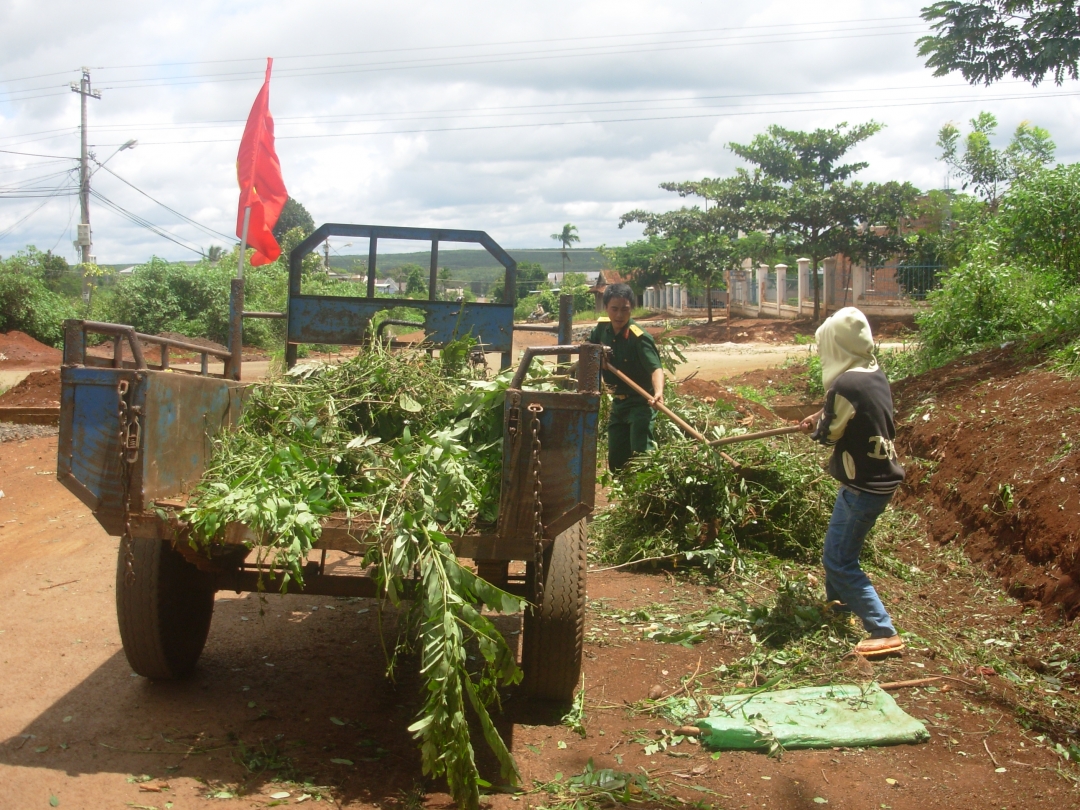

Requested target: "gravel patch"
[{"left": 0, "top": 423, "right": 59, "bottom": 443}]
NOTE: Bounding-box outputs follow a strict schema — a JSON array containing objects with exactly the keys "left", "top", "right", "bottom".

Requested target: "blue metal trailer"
[{"left": 57, "top": 224, "right": 600, "bottom": 702}]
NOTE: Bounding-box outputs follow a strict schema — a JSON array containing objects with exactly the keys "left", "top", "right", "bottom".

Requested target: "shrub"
[
  {"left": 917, "top": 240, "right": 1059, "bottom": 361},
  {"left": 105, "top": 258, "right": 233, "bottom": 343},
  {"left": 913, "top": 163, "right": 1080, "bottom": 364},
  {"left": 0, "top": 249, "right": 79, "bottom": 346},
  {"left": 514, "top": 284, "right": 593, "bottom": 321}
]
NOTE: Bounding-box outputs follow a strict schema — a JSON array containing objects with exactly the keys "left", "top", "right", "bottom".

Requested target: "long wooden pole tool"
[
  {"left": 708, "top": 424, "right": 802, "bottom": 446},
  {"left": 599, "top": 355, "right": 741, "bottom": 467}
]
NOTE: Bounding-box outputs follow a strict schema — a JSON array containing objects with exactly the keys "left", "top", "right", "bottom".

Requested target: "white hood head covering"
[{"left": 815, "top": 307, "right": 878, "bottom": 391}]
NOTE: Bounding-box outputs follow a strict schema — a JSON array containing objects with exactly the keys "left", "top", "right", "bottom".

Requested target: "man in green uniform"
[{"left": 588, "top": 284, "right": 665, "bottom": 471}]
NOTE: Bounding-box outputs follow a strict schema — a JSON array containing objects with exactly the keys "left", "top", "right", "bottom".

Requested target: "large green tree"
[
  {"left": 726, "top": 122, "right": 918, "bottom": 320},
  {"left": 620, "top": 207, "right": 736, "bottom": 323},
  {"left": 621, "top": 175, "right": 775, "bottom": 323},
  {"left": 917, "top": 1, "right": 1080, "bottom": 86},
  {"left": 598, "top": 235, "right": 673, "bottom": 293},
  {"left": 272, "top": 197, "right": 316, "bottom": 240},
  {"left": 937, "top": 111, "right": 1055, "bottom": 204}
]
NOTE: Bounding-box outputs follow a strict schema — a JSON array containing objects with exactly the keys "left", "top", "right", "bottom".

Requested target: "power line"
[
  {"left": 0, "top": 68, "right": 78, "bottom": 85},
  {"left": 0, "top": 17, "right": 925, "bottom": 98},
  {"left": 51, "top": 193, "right": 79, "bottom": 252},
  {"left": 10, "top": 77, "right": 1039, "bottom": 152},
  {"left": 39, "top": 80, "right": 1001, "bottom": 137},
  {"left": 0, "top": 175, "right": 77, "bottom": 241},
  {"left": 89, "top": 189, "right": 205, "bottom": 256},
  {"left": 74, "top": 15, "right": 925, "bottom": 73},
  {"left": 0, "top": 148, "right": 78, "bottom": 159},
  {"left": 89, "top": 25, "right": 931, "bottom": 94},
  {"left": 0, "top": 90, "right": 70, "bottom": 103},
  {"left": 114, "top": 88, "right": 1080, "bottom": 146},
  {"left": 0, "top": 168, "right": 80, "bottom": 196},
  {"left": 0, "top": 125, "right": 80, "bottom": 144},
  {"left": 94, "top": 162, "right": 234, "bottom": 241}
]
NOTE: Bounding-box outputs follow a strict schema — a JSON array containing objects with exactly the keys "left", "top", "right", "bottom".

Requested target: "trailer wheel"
[
  {"left": 521, "top": 519, "right": 587, "bottom": 703},
  {"left": 116, "top": 537, "right": 215, "bottom": 679}
]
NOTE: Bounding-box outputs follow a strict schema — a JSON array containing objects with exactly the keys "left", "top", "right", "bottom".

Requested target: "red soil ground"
[
  {"left": 3, "top": 340, "right": 1080, "bottom": 807},
  {"left": 675, "top": 376, "right": 779, "bottom": 423},
  {"left": 892, "top": 348, "right": 1080, "bottom": 619},
  {"left": 0, "top": 331, "right": 62, "bottom": 368},
  {"left": 0, "top": 369, "right": 61, "bottom": 407},
  {"left": 1, "top": 438, "right": 1075, "bottom": 809}
]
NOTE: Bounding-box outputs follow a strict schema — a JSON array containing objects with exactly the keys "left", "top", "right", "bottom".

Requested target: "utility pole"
[
  {"left": 70, "top": 67, "right": 100, "bottom": 299},
  {"left": 324, "top": 239, "right": 331, "bottom": 272}
]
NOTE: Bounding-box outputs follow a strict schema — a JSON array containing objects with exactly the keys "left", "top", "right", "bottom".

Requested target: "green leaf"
[
  {"left": 49, "top": 796, "right": 59, "bottom": 807},
  {"left": 330, "top": 758, "right": 353, "bottom": 766},
  {"left": 399, "top": 393, "right": 422, "bottom": 413}
]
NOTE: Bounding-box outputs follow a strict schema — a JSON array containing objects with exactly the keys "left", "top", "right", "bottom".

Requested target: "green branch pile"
[
  {"left": 594, "top": 398, "right": 836, "bottom": 569},
  {"left": 183, "top": 341, "right": 535, "bottom": 809}
]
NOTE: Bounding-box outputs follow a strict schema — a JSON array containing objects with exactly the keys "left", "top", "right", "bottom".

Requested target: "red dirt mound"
[
  {"left": 893, "top": 348, "right": 1080, "bottom": 618},
  {"left": 0, "top": 369, "right": 61, "bottom": 407},
  {"left": 0, "top": 331, "right": 62, "bottom": 368},
  {"left": 676, "top": 376, "right": 779, "bottom": 423}
]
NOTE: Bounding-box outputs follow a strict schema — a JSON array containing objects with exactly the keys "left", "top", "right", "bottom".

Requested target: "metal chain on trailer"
[
  {"left": 116, "top": 379, "right": 142, "bottom": 584},
  {"left": 527, "top": 401, "right": 545, "bottom": 611}
]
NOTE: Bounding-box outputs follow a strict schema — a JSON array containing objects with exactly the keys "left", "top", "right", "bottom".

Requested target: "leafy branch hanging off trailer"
[{"left": 183, "top": 340, "right": 556, "bottom": 809}]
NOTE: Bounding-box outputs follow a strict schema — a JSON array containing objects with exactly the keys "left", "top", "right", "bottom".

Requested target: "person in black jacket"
[{"left": 799, "top": 307, "right": 905, "bottom": 658}]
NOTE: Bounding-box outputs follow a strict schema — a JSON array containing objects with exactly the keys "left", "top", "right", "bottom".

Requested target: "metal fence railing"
[
  {"left": 762, "top": 270, "right": 777, "bottom": 303},
  {"left": 683, "top": 290, "right": 726, "bottom": 309},
  {"left": 863, "top": 265, "right": 941, "bottom": 301}
]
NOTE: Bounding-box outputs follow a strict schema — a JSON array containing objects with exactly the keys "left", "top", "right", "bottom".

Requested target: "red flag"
[{"left": 236, "top": 58, "right": 287, "bottom": 266}]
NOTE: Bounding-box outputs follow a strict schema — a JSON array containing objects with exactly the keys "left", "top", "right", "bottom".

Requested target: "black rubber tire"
[
  {"left": 116, "top": 537, "right": 215, "bottom": 679},
  {"left": 521, "top": 519, "right": 587, "bottom": 703}
]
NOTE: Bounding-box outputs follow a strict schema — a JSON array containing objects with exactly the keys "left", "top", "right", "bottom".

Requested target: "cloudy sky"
[{"left": 1, "top": 0, "right": 1077, "bottom": 263}]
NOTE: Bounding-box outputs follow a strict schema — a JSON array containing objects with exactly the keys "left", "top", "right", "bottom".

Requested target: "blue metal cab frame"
[{"left": 283, "top": 224, "right": 518, "bottom": 370}]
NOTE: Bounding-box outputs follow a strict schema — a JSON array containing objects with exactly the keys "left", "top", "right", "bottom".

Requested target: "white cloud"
[{"left": 1, "top": 0, "right": 1078, "bottom": 263}]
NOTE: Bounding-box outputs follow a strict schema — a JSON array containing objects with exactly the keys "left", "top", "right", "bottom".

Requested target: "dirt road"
[{"left": 2, "top": 433, "right": 1077, "bottom": 809}]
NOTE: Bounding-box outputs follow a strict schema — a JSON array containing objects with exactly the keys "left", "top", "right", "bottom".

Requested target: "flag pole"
[
  {"left": 229, "top": 205, "right": 251, "bottom": 381},
  {"left": 237, "top": 205, "right": 251, "bottom": 280}
]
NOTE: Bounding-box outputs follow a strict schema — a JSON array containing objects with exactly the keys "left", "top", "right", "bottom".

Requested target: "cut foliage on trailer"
[{"left": 182, "top": 339, "right": 558, "bottom": 809}]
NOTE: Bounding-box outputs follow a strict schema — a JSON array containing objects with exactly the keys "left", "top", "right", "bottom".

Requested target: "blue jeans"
[{"left": 823, "top": 485, "right": 897, "bottom": 638}]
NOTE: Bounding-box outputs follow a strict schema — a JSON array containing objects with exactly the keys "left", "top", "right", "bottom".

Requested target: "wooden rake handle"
[
  {"left": 599, "top": 354, "right": 740, "bottom": 467},
  {"left": 707, "top": 424, "right": 803, "bottom": 447}
]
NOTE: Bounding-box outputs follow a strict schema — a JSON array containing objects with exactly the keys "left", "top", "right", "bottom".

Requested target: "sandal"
[{"left": 854, "top": 636, "right": 904, "bottom": 658}]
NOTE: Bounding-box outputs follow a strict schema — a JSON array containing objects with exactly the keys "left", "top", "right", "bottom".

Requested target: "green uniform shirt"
[{"left": 588, "top": 317, "right": 663, "bottom": 401}]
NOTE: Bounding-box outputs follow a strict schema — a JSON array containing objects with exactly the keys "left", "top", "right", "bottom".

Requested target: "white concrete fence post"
[
  {"left": 851, "top": 259, "right": 865, "bottom": 303},
  {"left": 775, "top": 264, "right": 787, "bottom": 316},
  {"left": 758, "top": 264, "right": 768, "bottom": 317},
  {"left": 797, "top": 258, "right": 810, "bottom": 316},
  {"left": 823, "top": 258, "right": 835, "bottom": 317}
]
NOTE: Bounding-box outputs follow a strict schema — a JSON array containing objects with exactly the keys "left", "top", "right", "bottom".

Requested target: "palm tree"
[
  {"left": 550, "top": 223, "right": 580, "bottom": 275},
  {"left": 206, "top": 245, "right": 224, "bottom": 263}
]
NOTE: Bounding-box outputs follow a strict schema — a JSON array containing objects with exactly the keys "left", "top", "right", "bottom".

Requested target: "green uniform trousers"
[{"left": 608, "top": 397, "right": 657, "bottom": 471}]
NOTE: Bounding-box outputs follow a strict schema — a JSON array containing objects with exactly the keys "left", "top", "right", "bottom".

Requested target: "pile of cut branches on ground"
[
  {"left": 183, "top": 340, "right": 548, "bottom": 809},
  {"left": 594, "top": 394, "right": 836, "bottom": 569}
]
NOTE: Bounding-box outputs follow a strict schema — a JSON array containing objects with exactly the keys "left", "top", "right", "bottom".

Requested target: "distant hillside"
[{"left": 330, "top": 248, "right": 610, "bottom": 282}]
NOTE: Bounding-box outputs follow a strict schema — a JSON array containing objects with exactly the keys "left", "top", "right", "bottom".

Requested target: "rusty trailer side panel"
[
  {"left": 58, "top": 367, "right": 244, "bottom": 534},
  {"left": 497, "top": 389, "right": 600, "bottom": 544}
]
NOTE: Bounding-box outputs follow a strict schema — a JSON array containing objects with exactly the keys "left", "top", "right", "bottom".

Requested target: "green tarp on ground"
[{"left": 662, "top": 684, "right": 930, "bottom": 751}]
